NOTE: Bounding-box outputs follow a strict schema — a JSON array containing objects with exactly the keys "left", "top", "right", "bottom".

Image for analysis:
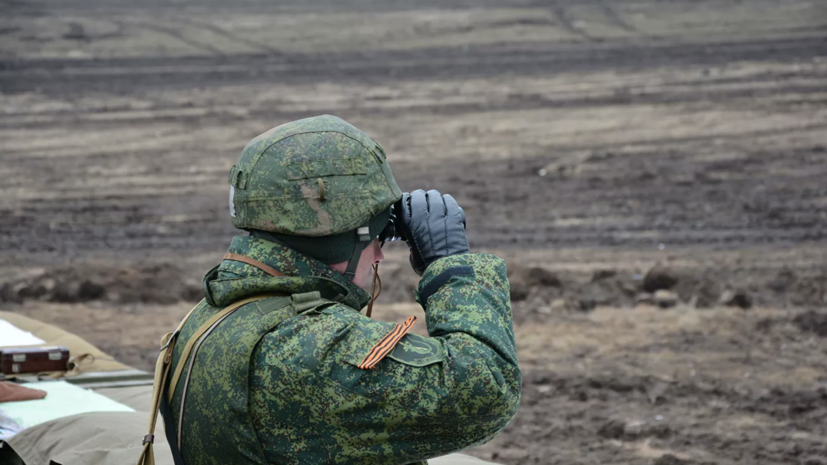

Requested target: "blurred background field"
[{"left": 1, "top": 0, "right": 827, "bottom": 463}]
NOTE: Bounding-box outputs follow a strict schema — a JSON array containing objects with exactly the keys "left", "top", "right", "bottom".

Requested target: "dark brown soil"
[{"left": 2, "top": 0, "right": 827, "bottom": 463}]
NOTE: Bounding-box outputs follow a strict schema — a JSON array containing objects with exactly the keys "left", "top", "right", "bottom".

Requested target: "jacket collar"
[{"left": 202, "top": 234, "right": 371, "bottom": 311}]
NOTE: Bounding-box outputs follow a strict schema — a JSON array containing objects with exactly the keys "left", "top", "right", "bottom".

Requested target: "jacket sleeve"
[
  {"left": 353, "top": 253, "right": 521, "bottom": 459},
  {"left": 414, "top": 252, "right": 521, "bottom": 432},
  {"left": 343, "top": 253, "right": 520, "bottom": 459}
]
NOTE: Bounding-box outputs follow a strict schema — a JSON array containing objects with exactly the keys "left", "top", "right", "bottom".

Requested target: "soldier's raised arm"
[
  {"left": 398, "top": 189, "right": 521, "bottom": 445},
  {"left": 328, "top": 189, "right": 521, "bottom": 462}
]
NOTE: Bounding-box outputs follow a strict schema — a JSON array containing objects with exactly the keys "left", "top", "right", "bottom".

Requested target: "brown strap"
[
  {"left": 176, "top": 305, "right": 244, "bottom": 450},
  {"left": 167, "top": 294, "right": 274, "bottom": 402},
  {"left": 366, "top": 264, "right": 382, "bottom": 318},
  {"left": 224, "top": 253, "right": 285, "bottom": 277},
  {"left": 137, "top": 300, "right": 202, "bottom": 465}
]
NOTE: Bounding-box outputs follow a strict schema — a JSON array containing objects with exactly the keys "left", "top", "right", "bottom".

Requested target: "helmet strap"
[{"left": 344, "top": 223, "right": 372, "bottom": 279}]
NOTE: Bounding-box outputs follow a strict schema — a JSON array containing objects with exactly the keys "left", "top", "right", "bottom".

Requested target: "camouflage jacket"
[{"left": 162, "top": 235, "right": 520, "bottom": 465}]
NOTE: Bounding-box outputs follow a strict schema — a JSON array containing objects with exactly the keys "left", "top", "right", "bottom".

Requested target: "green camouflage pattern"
[
  {"left": 201, "top": 235, "right": 372, "bottom": 311},
  {"left": 163, "top": 235, "right": 521, "bottom": 465},
  {"left": 229, "top": 115, "right": 403, "bottom": 236},
  {"left": 169, "top": 294, "right": 298, "bottom": 464}
]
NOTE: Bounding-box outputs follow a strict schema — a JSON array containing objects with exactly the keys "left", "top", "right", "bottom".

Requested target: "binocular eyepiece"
[{"left": 378, "top": 202, "right": 407, "bottom": 245}]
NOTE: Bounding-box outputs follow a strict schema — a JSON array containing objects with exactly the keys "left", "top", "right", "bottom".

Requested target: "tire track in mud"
[
  {"left": 548, "top": 3, "right": 596, "bottom": 41},
  {"left": 172, "top": 16, "right": 283, "bottom": 56},
  {"left": 596, "top": 0, "right": 637, "bottom": 34},
  {"left": 116, "top": 19, "right": 225, "bottom": 57}
]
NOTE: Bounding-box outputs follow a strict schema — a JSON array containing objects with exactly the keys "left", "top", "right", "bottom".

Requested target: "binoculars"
[{"left": 378, "top": 201, "right": 407, "bottom": 246}]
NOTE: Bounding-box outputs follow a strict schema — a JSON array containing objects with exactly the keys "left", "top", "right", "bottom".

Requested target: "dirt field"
[{"left": 2, "top": 0, "right": 827, "bottom": 463}]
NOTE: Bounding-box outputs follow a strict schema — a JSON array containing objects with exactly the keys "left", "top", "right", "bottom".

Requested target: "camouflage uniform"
[{"left": 159, "top": 116, "right": 521, "bottom": 465}]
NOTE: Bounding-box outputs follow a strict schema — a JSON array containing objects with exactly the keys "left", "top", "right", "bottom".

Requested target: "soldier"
[{"left": 140, "top": 115, "right": 521, "bottom": 465}]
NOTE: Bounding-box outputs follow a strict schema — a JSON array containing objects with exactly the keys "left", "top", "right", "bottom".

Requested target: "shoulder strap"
[
  {"left": 167, "top": 294, "right": 274, "bottom": 402},
  {"left": 137, "top": 294, "right": 273, "bottom": 465},
  {"left": 172, "top": 293, "right": 299, "bottom": 463},
  {"left": 137, "top": 299, "right": 202, "bottom": 465}
]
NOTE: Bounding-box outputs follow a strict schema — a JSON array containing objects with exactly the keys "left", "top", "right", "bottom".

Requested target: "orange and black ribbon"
[{"left": 358, "top": 316, "right": 417, "bottom": 369}]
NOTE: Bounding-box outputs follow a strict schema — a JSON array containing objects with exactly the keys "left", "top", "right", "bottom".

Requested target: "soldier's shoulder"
[
  {"left": 312, "top": 306, "right": 443, "bottom": 367},
  {"left": 318, "top": 303, "right": 397, "bottom": 336}
]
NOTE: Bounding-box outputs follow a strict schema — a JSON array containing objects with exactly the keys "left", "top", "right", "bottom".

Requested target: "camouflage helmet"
[{"left": 228, "top": 115, "right": 402, "bottom": 270}]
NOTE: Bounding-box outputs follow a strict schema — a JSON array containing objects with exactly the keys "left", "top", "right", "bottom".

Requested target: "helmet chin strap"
[
  {"left": 343, "top": 223, "right": 382, "bottom": 318},
  {"left": 344, "top": 224, "right": 372, "bottom": 279}
]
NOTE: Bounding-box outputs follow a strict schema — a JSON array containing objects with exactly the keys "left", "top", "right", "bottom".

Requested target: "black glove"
[{"left": 397, "top": 189, "right": 470, "bottom": 276}]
